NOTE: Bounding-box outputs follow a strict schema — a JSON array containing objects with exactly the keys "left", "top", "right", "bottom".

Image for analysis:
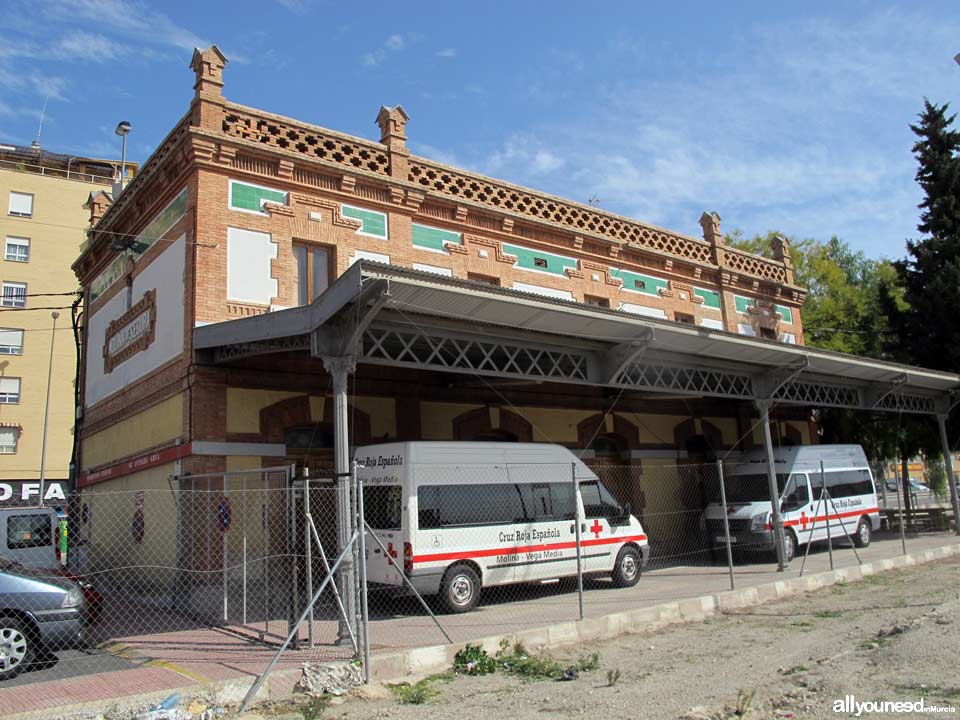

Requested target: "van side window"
[
  {"left": 417, "top": 484, "right": 527, "bottom": 528},
  {"left": 818, "top": 469, "right": 874, "bottom": 498},
  {"left": 518, "top": 483, "right": 577, "bottom": 521},
  {"left": 7, "top": 514, "right": 52, "bottom": 549},
  {"left": 579, "top": 479, "right": 621, "bottom": 518}
]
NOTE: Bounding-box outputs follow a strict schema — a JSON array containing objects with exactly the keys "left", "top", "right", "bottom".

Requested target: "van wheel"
[
  {"left": 853, "top": 518, "right": 871, "bottom": 548},
  {"left": 611, "top": 546, "right": 642, "bottom": 587},
  {"left": 0, "top": 616, "right": 34, "bottom": 680},
  {"left": 782, "top": 529, "right": 798, "bottom": 564},
  {"left": 439, "top": 564, "right": 480, "bottom": 613}
]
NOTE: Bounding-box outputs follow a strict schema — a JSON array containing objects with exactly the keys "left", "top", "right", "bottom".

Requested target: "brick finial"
[
  {"left": 376, "top": 105, "right": 409, "bottom": 179},
  {"left": 771, "top": 234, "right": 794, "bottom": 284},
  {"left": 190, "top": 45, "right": 227, "bottom": 99},
  {"left": 377, "top": 105, "right": 409, "bottom": 149},
  {"left": 699, "top": 211, "right": 723, "bottom": 246},
  {"left": 86, "top": 190, "right": 112, "bottom": 226}
]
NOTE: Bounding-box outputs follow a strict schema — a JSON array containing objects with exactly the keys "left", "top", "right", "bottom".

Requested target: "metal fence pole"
[
  {"left": 242, "top": 475, "right": 248, "bottom": 626},
  {"left": 304, "top": 469, "right": 314, "bottom": 648},
  {"left": 222, "top": 475, "right": 228, "bottom": 623},
  {"left": 572, "top": 462, "right": 584, "bottom": 621},
  {"left": 240, "top": 531, "right": 359, "bottom": 713},
  {"left": 937, "top": 414, "right": 960, "bottom": 536},
  {"left": 821, "top": 461, "right": 833, "bottom": 571},
  {"left": 715, "top": 460, "right": 735, "bottom": 591},
  {"left": 895, "top": 466, "right": 907, "bottom": 554},
  {"left": 355, "top": 461, "right": 371, "bottom": 683}
]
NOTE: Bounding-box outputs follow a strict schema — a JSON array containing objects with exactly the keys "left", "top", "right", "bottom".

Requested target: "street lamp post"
[
  {"left": 38, "top": 310, "right": 60, "bottom": 507},
  {"left": 115, "top": 120, "right": 132, "bottom": 190}
]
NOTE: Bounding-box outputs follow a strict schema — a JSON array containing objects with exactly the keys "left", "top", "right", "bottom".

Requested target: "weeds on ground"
[
  {"left": 300, "top": 695, "right": 331, "bottom": 720},
  {"left": 453, "top": 643, "right": 497, "bottom": 675},
  {"left": 606, "top": 669, "right": 622, "bottom": 687},
  {"left": 392, "top": 679, "right": 440, "bottom": 705},
  {"left": 735, "top": 688, "right": 755, "bottom": 716},
  {"left": 781, "top": 665, "right": 808, "bottom": 676},
  {"left": 894, "top": 683, "right": 960, "bottom": 701},
  {"left": 497, "top": 641, "right": 564, "bottom": 680},
  {"left": 790, "top": 620, "right": 815, "bottom": 631},
  {"left": 862, "top": 573, "right": 889, "bottom": 585},
  {"left": 574, "top": 651, "right": 601, "bottom": 672},
  {"left": 813, "top": 610, "right": 844, "bottom": 619}
]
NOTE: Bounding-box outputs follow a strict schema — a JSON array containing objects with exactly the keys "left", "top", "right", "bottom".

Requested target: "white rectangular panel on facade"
[
  {"left": 227, "top": 227, "right": 278, "bottom": 305},
  {"left": 699, "top": 318, "right": 725, "bottom": 330},
  {"left": 512, "top": 281, "right": 575, "bottom": 301},
  {"left": 349, "top": 250, "right": 390, "bottom": 266},
  {"left": 620, "top": 302, "right": 667, "bottom": 319},
  {"left": 412, "top": 263, "right": 454, "bottom": 276},
  {"left": 737, "top": 323, "right": 757, "bottom": 336}
]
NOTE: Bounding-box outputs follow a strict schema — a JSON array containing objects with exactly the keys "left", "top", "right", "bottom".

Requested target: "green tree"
[{"left": 889, "top": 100, "right": 960, "bottom": 373}]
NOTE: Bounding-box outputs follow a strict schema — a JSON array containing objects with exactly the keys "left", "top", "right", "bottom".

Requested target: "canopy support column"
[
  {"left": 322, "top": 355, "right": 358, "bottom": 646},
  {"left": 757, "top": 401, "right": 787, "bottom": 571},
  {"left": 936, "top": 414, "right": 960, "bottom": 536}
]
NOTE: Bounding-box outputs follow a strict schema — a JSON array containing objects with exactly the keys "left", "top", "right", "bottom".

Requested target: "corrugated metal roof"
[{"left": 194, "top": 261, "right": 960, "bottom": 398}]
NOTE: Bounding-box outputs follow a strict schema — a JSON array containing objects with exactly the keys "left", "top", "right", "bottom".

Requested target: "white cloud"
[
  {"left": 361, "top": 32, "right": 421, "bottom": 67},
  {"left": 436, "top": 48, "right": 457, "bottom": 58},
  {"left": 53, "top": 31, "right": 125, "bottom": 63}
]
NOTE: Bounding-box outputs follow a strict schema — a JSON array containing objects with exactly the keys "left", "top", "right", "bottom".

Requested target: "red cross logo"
[
  {"left": 589, "top": 519, "right": 603, "bottom": 538},
  {"left": 386, "top": 543, "right": 397, "bottom": 559},
  {"left": 799, "top": 512, "right": 809, "bottom": 530}
]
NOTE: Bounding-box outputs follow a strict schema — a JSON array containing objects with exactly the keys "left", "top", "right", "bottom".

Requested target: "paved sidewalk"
[{"left": 2, "top": 531, "right": 956, "bottom": 718}]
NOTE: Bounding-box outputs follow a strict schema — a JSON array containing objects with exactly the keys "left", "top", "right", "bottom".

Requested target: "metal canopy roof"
[{"left": 194, "top": 261, "right": 960, "bottom": 415}]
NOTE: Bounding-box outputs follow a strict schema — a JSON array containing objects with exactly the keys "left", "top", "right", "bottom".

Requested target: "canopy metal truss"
[{"left": 195, "top": 261, "right": 960, "bottom": 568}]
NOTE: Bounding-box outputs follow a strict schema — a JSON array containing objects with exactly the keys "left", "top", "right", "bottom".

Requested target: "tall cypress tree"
[{"left": 895, "top": 100, "right": 960, "bottom": 373}]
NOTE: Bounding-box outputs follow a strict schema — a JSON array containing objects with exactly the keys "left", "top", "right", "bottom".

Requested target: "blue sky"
[{"left": 1, "top": 1, "right": 959, "bottom": 260}]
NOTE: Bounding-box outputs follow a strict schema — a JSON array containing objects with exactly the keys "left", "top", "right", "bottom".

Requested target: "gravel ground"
[{"left": 307, "top": 557, "right": 960, "bottom": 720}]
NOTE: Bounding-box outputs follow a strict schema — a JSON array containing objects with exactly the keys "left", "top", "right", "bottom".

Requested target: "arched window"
[
  {"left": 284, "top": 424, "right": 335, "bottom": 452},
  {"left": 471, "top": 429, "right": 518, "bottom": 442}
]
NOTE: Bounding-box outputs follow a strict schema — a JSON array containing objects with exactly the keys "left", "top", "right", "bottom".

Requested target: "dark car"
[{"left": 0, "top": 559, "right": 86, "bottom": 679}]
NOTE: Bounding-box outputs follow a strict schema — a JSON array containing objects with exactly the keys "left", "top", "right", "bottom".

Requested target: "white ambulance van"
[
  {"left": 703, "top": 444, "right": 880, "bottom": 563},
  {"left": 356, "top": 442, "right": 649, "bottom": 613}
]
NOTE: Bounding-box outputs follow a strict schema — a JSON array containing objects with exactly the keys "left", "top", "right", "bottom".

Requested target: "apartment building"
[{"left": 0, "top": 143, "right": 136, "bottom": 503}]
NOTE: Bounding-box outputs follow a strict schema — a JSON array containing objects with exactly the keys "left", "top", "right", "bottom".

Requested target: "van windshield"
[{"left": 717, "top": 473, "right": 792, "bottom": 503}]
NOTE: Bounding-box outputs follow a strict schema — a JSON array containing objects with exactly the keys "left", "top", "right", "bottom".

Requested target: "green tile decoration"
[
  {"left": 694, "top": 287, "right": 721, "bottom": 309},
  {"left": 735, "top": 296, "right": 756, "bottom": 314},
  {"left": 775, "top": 304, "right": 793, "bottom": 323},
  {"left": 342, "top": 205, "right": 388, "bottom": 238},
  {"left": 502, "top": 243, "right": 577, "bottom": 275},
  {"left": 229, "top": 180, "right": 287, "bottom": 214},
  {"left": 412, "top": 223, "right": 461, "bottom": 251},
  {"left": 611, "top": 268, "right": 668, "bottom": 296}
]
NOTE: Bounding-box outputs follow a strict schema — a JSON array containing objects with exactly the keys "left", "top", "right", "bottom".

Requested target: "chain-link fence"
[{"left": 0, "top": 455, "right": 954, "bottom": 699}]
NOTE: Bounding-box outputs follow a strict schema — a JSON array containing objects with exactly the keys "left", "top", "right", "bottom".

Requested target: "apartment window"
[
  {"left": 0, "top": 427, "right": 20, "bottom": 454},
  {"left": 293, "top": 244, "right": 331, "bottom": 306},
  {"left": 8, "top": 192, "right": 33, "bottom": 218},
  {"left": 0, "top": 329, "right": 23, "bottom": 354},
  {"left": 759, "top": 327, "right": 777, "bottom": 340},
  {"left": 583, "top": 294, "right": 610, "bottom": 308},
  {"left": 467, "top": 272, "right": 501, "bottom": 287},
  {"left": 1, "top": 282, "right": 26, "bottom": 308},
  {"left": 4, "top": 237, "right": 29, "bottom": 263},
  {"left": 0, "top": 377, "right": 20, "bottom": 404},
  {"left": 675, "top": 312, "right": 695, "bottom": 325}
]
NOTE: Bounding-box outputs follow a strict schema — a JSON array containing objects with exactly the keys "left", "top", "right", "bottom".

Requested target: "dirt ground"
[{"left": 315, "top": 558, "right": 960, "bottom": 720}]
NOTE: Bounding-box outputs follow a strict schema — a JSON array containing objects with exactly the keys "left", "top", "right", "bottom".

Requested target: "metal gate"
[{"left": 172, "top": 465, "right": 297, "bottom": 642}]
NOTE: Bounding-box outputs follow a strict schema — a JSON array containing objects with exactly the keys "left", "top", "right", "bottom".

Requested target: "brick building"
[{"left": 70, "top": 46, "right": 843, "bottom": 584}]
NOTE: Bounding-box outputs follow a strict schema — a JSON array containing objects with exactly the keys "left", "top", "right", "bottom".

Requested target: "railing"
[{"left": 0, "top": 158, "right": 114, "bottom": 185}]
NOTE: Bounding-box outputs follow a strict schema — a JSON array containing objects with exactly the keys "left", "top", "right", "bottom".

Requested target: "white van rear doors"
[
  {"left": 362, "top": 483, "right": 404, "bottom": 586},
  {"left": 0, "top": 508, "right": 57, "bottom": 569}
]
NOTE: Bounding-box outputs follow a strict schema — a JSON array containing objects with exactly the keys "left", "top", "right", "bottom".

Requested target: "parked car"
[{"left": 0, "top": 559, "right": 86, "bottom": 679}]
